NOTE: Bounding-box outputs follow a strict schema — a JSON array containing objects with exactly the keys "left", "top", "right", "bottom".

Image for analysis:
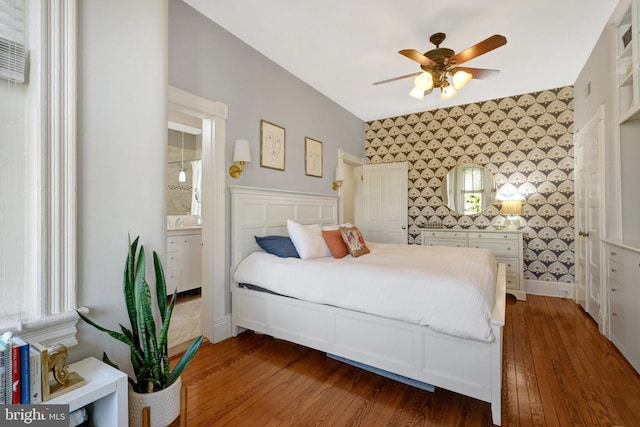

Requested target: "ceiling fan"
[{"left": 373, "top": 32, "right": 507, "bottom": 101}]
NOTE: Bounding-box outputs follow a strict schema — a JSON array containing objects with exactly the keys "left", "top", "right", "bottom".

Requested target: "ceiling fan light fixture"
[
  {"left": 440, "top": 82, "right": 456, "bottom": 100},
  {"left": 414, "top": 72, "right": 433, "bottom": 91},
  {"left": 452, "top": 70, "right": 473, "bottom": 90},
  {"left": 409, "top": 86, "right": 425, "bottom": 100}
]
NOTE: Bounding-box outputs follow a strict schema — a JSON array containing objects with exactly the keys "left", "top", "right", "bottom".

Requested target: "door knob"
[{"left": 401, "top": 225, "right": 407, "bottom": 230}]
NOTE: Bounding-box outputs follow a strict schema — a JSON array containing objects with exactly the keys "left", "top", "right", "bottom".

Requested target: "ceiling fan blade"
[
  {"left": 372, "top": 72, "right": 420, "bottom": 86},
  {"left": 448, "top": 35, "right": 507, "bottom": 66},
  {"left": 399, "top": 49, "right": 437, "bottom": 66},
  {"left": 454, "top": 67, "right": 500, "bottom": 80}
]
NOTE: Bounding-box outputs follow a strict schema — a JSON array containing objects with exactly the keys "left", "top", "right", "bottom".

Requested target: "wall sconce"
[
  {"left": 229, "top": 139, "right": 251, "bottom": 178},
  {"left": 501, "top": 199, "right": 524, "bottom": 230},
  {"left": 332, "top": 166, "right": 345, "bottom": 191}
]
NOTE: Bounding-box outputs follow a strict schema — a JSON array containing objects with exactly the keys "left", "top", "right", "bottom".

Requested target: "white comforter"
[{"left": 233, "top": 242, "right": 498, "bottom": 342}]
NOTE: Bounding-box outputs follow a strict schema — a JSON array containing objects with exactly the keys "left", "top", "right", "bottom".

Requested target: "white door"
[
  {"left": 574, "top": 106, "right": 605, "bottom": 331},
  {"left": 355, "top": 162, "right": 408, "bottom": 243},
  {"left": 575, "top": 140, "right": 587, "bottom": 309}
]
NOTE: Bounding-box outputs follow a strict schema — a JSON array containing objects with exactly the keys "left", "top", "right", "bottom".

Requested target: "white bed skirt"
[{"left": 231, "top": 263, "right": 505, "bottom": 426}]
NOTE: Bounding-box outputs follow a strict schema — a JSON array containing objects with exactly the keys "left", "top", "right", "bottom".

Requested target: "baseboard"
[
  {"left": 213, "top": 314, "right": 232, "bottom": 343},
  {"left": 525, "top": 280, "right": 574, "bottom": 299}
]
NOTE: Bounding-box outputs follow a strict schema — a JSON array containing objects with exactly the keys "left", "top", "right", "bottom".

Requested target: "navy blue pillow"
[{"left": 255, "top": 236, "right": 300, "bottom": 258}]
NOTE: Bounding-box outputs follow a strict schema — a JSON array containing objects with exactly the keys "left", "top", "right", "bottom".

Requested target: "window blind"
[{"left": 0, "top": 0, "right": 26, "bottom": 82}]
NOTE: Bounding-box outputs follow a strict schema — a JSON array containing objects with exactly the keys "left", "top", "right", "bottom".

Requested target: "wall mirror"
[
  {"left": 441, "top": 165, "right": 497, "bottom": 215},
  {"left": 167, "top": 121, "right": 202, "bottom": 216}
]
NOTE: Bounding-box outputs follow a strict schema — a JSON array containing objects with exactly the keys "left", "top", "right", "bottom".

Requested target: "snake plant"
[{"left": 77, "top": 236, "right": 203, "bottom": 393}]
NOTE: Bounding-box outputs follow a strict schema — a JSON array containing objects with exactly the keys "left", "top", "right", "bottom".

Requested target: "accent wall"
[{"left": 366, "top": 86, "right": 575, "bottom": 284}]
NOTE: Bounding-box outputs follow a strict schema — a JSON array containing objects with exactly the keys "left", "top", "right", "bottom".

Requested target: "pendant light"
[{"left": 178, "top": 132, "right": 186, "bottom": 183}]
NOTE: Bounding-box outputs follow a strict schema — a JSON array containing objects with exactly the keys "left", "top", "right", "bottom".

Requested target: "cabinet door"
[
  {"left": 624, "top": 250, "right": 640, "bottom": 372},
  {"left": 180, "top": 234, "right": 202, "bottom": 293}
]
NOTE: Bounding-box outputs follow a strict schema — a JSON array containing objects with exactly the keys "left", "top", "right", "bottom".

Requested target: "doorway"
[{"left": 168, "top": 86, "right": 229, "bottom": 351}]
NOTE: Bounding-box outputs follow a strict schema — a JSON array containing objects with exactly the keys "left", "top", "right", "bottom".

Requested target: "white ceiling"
[{"left": 185, "top": 0, "right": 619, "bottom": 122}]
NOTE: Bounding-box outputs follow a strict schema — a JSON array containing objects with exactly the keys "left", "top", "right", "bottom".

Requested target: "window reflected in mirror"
[{"left": 442, "top": 165, "right": 497, "bottom": 215}]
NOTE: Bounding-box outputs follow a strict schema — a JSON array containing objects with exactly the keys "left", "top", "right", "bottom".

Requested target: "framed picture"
[
  {"left": 260, "top": 120, "right": 285, "bottom": 171},
  {"left": 305, "top": 137, "right": 323, "bottom": 178}
]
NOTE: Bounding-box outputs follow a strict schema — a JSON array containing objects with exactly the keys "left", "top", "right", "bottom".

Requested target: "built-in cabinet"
[
  {"left": 166, "top": 228, "right": 202, "bottom": 295},
  {"left": 574, "top": 0, "right": 640, "bottom": 375},
  {"left": 615, "top": 0, "right": 639, "bottom": 122},
  {"left": 604, "top": 240, "right": 640, "bottom": 373},
  {"left": 421, "top": 229, "right": 525, "bottom": 301}
]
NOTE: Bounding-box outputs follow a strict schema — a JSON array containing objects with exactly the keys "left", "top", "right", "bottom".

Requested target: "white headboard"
[{"left": 229, "top": 186, "right": 338, "bottom": 270}]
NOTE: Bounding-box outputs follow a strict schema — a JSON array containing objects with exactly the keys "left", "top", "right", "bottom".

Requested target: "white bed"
[{"left": 229, "top": 185, "right": 506, "bottom": 425}]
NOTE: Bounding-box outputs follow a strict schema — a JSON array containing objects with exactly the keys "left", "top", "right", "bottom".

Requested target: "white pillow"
[{"left": 287, "top": 219, "right": 332, "bottom": 259}]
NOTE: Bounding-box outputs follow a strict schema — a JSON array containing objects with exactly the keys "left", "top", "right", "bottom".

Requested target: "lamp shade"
[
  {"left": 440, "top": 84, "right": 457, "bottom": 100},
  {"left": 452, "top": 70, "right": 473, "bottom": 90},
  {"left": 408, "top": 86, "right": 424, "bottom": 100},
  {"left": 501, "top": 200, "right": 523, "bottom": 216},
  {"left": 232, "top": 139, "right": 251, "bottom": 163},
  {"left": 414, "top": 72, "right": 433, "bottom": 91},
  {"left": 334, "top": 166, "right": 345, "bottom": 182}
]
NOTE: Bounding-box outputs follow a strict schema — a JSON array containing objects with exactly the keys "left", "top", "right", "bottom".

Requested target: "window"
[
  {"left": 0, "top": 0, "right": 78, "bottom": 346},
  {"left": 462, "top": 166, "right": 484, "bottom": 215}
]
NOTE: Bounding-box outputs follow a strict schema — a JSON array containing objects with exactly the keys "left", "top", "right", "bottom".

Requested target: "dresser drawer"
[
  {"left": 506, "top": 274, "right": 520, "bottom": 291},
  {"left": 470, "top": 240, "right": 518, "bottom": 256},
  {"left": 422, "top": 230, "right": 468, "bottom": 240},
  {"left": 167, "top": 237, "right": 180, "bottom": 253},
  {"left": 167, "top": 252, "right": 182, "bottom": 270},
  {"left": 495, "top": 257, "right": 519, "bottom": 274},
  {"left": 609, "top": 279, "right": 625, "bottom": 307},
  {"left": 423, "top": 239, "right": 467, "bottom": 248},
  {"left": 469, "top": 232, "right": 519, "bottom": 241},
  {"left": 610, "top": 302, "right": 626, "bottom": 346},
  {"left": 608, "top": 259, "right": 624, "bottom": 283},
  {"left": 607, "top": 247, "right": 623, "bottom": 263},
  {"left": 166, "top": 269, "right": 181, "bottom": 291}
]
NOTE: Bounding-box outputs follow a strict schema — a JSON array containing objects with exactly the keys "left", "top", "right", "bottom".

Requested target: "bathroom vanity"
[{"left": 166, "top": 224, "right": 202, "bottom": 295}]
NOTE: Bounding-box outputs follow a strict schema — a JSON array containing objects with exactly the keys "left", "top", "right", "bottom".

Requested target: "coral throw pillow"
[{"left": 321, "top": 229, "right": 349, "bottom": 259}]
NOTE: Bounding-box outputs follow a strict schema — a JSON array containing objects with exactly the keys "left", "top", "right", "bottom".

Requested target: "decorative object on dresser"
[
  {"left": 500, "top": 199, "right": 524, "bottom": 230},
  {"left": 421, "top": 228, "right": 526, "bottom": 301},
  {"left": 77, "top": 236, "right": 203, "bottom": 427}
]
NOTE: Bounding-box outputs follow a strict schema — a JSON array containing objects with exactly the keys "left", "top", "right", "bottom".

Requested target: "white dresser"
[
  {"left": 604, "top": 239, "right": 640, "bottom": 374},
  {"left": 421, "top": 229, "right": 526, "bottom": 301}
]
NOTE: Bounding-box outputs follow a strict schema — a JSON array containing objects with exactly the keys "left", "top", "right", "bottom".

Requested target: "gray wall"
[
  {"left": 168, "top": 0, "right": 366, "bottom": 193},
  {"left": 73, "top": 0, "right": 168, "bottom": 371},
  {"left": 72, "top": 0, "right": 366, "bottom": 365},
  {"left": 573, "top": 22, "right": 620, "bottom": 237}
]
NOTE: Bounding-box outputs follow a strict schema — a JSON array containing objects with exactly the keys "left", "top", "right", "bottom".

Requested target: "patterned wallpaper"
[{"left": 365, "top": 86, "right": 575, "bottom": 283}]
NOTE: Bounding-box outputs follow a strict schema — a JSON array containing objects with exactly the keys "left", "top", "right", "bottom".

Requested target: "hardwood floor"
[{"left": 174, "top": 295, "right": 640, "bottom": 426}]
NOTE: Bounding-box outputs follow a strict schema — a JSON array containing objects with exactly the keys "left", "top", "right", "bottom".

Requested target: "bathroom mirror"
[
  {"left": 441, "top": 165, "right": 497, "bottom": 215},
  {"left": 167, "top": 125, "right": 202, "bottom": 216}
]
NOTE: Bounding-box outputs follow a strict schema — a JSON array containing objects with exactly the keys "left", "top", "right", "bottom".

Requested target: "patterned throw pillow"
[{"left": 339, "top": 225, "right": 370, "bottom": 257}]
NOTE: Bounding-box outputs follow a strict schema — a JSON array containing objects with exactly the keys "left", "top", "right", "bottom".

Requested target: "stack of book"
[{"left": 0, "top": 332, "right": 44, "bottom": 404}]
